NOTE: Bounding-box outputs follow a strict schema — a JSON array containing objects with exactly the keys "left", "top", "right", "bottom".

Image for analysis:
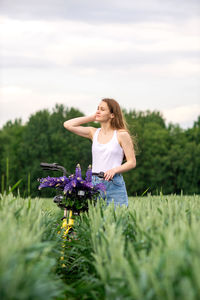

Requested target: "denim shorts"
[{"left": 92, "top": 173, "right": 128, "bottom": 208}]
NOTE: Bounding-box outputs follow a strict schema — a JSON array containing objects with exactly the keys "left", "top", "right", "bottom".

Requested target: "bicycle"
[{"left": 38, "top": 162, "right": 106, "bottom": 267}]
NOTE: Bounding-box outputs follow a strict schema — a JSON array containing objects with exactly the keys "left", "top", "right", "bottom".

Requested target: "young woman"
[{"left": 63, "top": 98, "right": 136, "bottom": 207}]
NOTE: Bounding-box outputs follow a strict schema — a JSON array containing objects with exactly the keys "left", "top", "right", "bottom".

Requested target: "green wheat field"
[{"left": 0, "top": 193, "right": 200, "bottom": 300}]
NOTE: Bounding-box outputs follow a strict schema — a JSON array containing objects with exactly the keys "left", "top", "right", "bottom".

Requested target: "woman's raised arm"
[{"left": 63, "top": 114, "right": 97, "bottom": 140}]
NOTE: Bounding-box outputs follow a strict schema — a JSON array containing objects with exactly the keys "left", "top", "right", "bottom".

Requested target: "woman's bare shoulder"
[
  {"left": 116, "top": 129, "right": 130, "bottom": 146},
  {"left": 117, "top": 129, "right": 128, "bottom": 133},
  {"left": 89, "top": 127, "right": 98, "bottom": 140},
  {"left": 117, "top": 129, "right": 129, "bottom": 137}
]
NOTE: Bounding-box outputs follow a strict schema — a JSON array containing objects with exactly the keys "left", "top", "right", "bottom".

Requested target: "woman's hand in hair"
[
  {"left": 63, "top": 114, "right": 97, "bottom": 140},
  {"left": 91, "top": 113, "right": 97, "bottom": 122}
]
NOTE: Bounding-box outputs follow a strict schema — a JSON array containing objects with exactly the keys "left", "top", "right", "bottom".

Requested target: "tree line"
[{"left": 0, "top": 104, "right": 199, "bottom": 197}]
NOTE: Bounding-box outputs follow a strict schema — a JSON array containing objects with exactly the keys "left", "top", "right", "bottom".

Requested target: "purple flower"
[
  {"left": 64, "top": 182, "right": 73, "bottom": 195},
  {"left": 79, "top": 181, "right": 93, "bottom": 193},
  {"left": 85, "top": 165, "right": 92, "bottom": 183},
  {"left": 38, "top": 164, "right": 106, "bottom": 203},
  {"left": 71, "top": 179, "right": 77, "bottom": 188},
  {"left": 93, "top": 183, "right": 106, "bottom": 193},
  {"left": 75, "top": 164, "right": 82, "bottom": 180},
  {"left": 38, "top": 176, "right": 69, "bottom": 190}
]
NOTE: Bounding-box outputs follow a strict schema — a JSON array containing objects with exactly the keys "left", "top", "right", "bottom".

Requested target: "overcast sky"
[{"left": 0, "top": 0, "right": 200, "bottom": 129}]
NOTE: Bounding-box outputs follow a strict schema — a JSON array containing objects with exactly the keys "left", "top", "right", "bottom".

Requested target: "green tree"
[
  {"left": 123, "top": 110, "right": 169, "bottom": 195},
  {"left": 0, "top": 119, "right": 24, "bottom": 193},
  {"left": 0, "top": 104, "right": 199, "bottom": 196}
]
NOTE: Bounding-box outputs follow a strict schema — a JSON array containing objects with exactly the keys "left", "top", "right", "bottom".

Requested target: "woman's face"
[{"left": 95, "top": 101, "right": 114, "bottom": 123}]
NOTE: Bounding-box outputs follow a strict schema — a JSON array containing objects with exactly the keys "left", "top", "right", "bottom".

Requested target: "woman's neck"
[{"left": 100, "top": 122, "right": 114, "bottom": 134}]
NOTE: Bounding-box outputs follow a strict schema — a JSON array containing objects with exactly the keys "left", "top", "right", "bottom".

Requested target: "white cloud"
[
  {"left": 1, "top": 0, "right": 199, "bottom": 23},
  {"left": 0, "top": 86, "right": 32, "bottom": 97},
  {"left": 162, "top": 104, "right": 200, "bottom": 128},
  {"left": 0, "top": 3, "right": 199, "bottom": 130},
  {"left": 1, "top": 17, "right": 199, "bottom": 72}
]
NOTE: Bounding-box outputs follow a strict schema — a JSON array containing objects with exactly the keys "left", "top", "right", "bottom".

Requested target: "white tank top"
[{"left": 92, "top": 128, "right": 124, "bottom": 173}]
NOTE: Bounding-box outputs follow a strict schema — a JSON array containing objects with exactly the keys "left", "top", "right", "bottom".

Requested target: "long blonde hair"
[
  {"left": 102, "top": 98, "right": 137, "bottom": 153},
  {"left": 102, "top": 98, "right": 128, "bottom": 130}
]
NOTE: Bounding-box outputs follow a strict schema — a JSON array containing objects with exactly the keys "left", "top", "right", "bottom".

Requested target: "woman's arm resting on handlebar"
[
  {"left": 63, "top": 114, "right": 96, "bottom": 140},
  {"left": 104, "top": 131, "right": 136, "bottom": 181}
]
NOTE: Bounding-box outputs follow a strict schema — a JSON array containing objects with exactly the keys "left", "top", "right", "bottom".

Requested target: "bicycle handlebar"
[
  {"left": 40, "top": 162, "right": 107, "bottom": 180},
  {"left": 40, "top": 162, "right": 68, "bottom": 176}
]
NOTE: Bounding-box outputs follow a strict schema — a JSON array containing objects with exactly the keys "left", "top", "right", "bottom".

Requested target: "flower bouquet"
[{"left": 38, "top": 164, "right": 105, "bottom": 213}]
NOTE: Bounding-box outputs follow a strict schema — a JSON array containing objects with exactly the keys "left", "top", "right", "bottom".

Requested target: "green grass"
[
  {"left": 0, "top": 194, "right": 65, "bottom": 300},
  {"left": 60, "top": 194, "right": 200, "bottom": 300},
  {"left": 1, "top": 194, "right": 200, "bottom": 300}
]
